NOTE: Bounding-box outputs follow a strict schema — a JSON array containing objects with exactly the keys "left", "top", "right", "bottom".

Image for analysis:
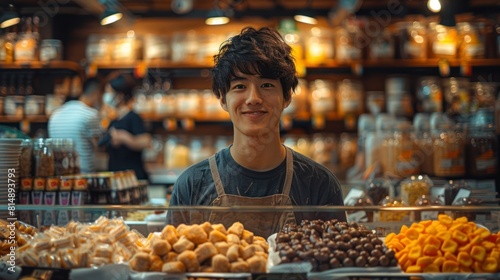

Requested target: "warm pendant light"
[
  {"left": 205, "top": 8, "right": 229, "bottom": 25},
  {"left": 0, "top": 4, "right": 20, "bottom": 29},
  {"left": 294, "top": 8, "right": 317, "bottom": 25},
  {"left": 100, "top": 7, "right": 123, "bottom": 25},
  {"left": 294, "top": 0, "right": 317, "bottom": 25}
]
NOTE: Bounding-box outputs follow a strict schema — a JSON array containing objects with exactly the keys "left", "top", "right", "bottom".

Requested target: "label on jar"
[
  {"left": 433, "top": 42, "right": 456, "bottom": 56},
  {"left": 73, "top": 178, "right": 87, "bottom": 190},
  {"left": 33, "top": 177, "right": 46, "bottom": 191},
  {"left": 19, "top": 192, "right": 30, "bottom": 204},
  {"left": 44, "top": 192, "right": 57, "bottom": 205},
  {"left": 21, "top": 177, "right": 33, "bottom": 191},
  {"left": 25, "top": 98, "right": 42, "bottom": 115},
  {"left": 60, "top": 178, "right": 73, "bottom": 190},
  {"left": 40, "top": 46, "right": 57, "bottom": 62},
  {"left": 464, "top": 45, "right": 484, "bottom": 57},
  {"left": 31, "top": 191, "right": 44, "bottom": 205},
  {"left": 405, "top": 42, "right": 425, "bottom": 58},
  {"left": 15, "top": 48, "right": 36, "bottom": 61},
  {"left": 46, "top": 177, "right": 60, "bottom": 191}
]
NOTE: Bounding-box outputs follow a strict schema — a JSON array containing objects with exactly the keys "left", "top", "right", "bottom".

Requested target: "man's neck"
[{"left": 230, "top": 135, "right": 286, "bottom": 171}]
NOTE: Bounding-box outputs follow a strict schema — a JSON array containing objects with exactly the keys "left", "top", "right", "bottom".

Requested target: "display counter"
[{"left": 2, "top": 205, "right": 500, "bottom": 279}]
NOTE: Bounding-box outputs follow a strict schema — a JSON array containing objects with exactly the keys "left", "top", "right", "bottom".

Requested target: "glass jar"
[
  {"left": 368, "top": 29, "right": 394, "bottom": 60},
  {"left": 466, "top": 123, "right": 497, "bottom": 178},
  {"left": 400, "top": 174, "right": 432, "bottom": 207},
  {"left": 310, "top": 133, "right": 337, "bottom": 169},
  {"left": 52, "top": 138, "right": 75, "bottom": 176},
  {"left": 433, "top": 124, "right": 466, "bottom": 177},
  {"left": 471, "top": 82, "right": 497, "bottom": 111},
  {"left": 366, "top": 91, "right": 385, "bottom": 115},
  {"left": 39, "top": 39, "right": 63, "bottom": 62},
  {"left": 387, "top": 121, "right": 420, "bottom": 178},
  {"left": 414, "top": 130, "right": 434, "bottom": 177},
  {"left": 304, "top": 27, "right": 334, "bottom": 65},
  {"left": 339, "top": 133, "right": 357, "bottom": 170},
  {"left": 442, "top": 77, "right": 471, "bottom": 117},
  {"left": 20, "top": 139, "right": 33, "bottom": 178},
  {"left": 366, "top": 178, "right": 393, "bottom": 206},
  {"left": 171, "top": 30, "right": 199, "bottom": 63},
  {"left": 85, "top": 34, "right": 112, "bottom": 63},
  {"left": 335, "top": 21, "right": 362, "bottom": 62},
  {"left": 309, "top": 79, "right": 335, "bottom": 116},
  {"left": 348, "top": 196, "right": 374, "bottom": 223},
  {"left": 33, "top": 138, "right": 54, "bottom": 177},
  {"left": 14, "top": 32, "right": 38, "bottom": 62},
  {"left": 397, "top": 21, "right": 427, "bottom": 59},
  {"left": 429, "top": 23, "right": 458, "bottom": 59},
  {"left": 416, "top": 76, "right": 443, "bottom": 113},
  {"left": 337, "top": 79, "right": 363, "bottom": 117},
  {"left": 457, "top": 22, "right": 485, "bottom": 59}
]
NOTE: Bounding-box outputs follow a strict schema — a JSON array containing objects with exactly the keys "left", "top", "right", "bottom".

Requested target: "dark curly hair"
[{"left": 212, "top": 26, "right": 299, "bottom": 103}]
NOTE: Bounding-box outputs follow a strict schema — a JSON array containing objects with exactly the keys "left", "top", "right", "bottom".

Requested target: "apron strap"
[
  {"left": 209, "top": 155, "right": 225, "bottom": 196},
  {"left": 282, "top": 147, "right": 293, "bottom": 196}
]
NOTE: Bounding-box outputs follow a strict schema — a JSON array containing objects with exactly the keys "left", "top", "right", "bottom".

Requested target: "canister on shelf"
[
  {"left": 39, "top": 39, "right": 63, "bottom": 62},
  {"left": 309, "top": 79, "right": 335, "bottom": 116},
  {"left": 433, "top": 123, "right": 466, "bottom": 177},
  {"left": 396, "top": 21, "right": 427, "bottom": 59},
  {"left": 416, "top": 76, "right": 443, "bottom": 113},
  {"left": 304, "top": 27, "right": 334, "bottom": 65},
  {"left": 335, "top": 20, "right": 362, "bottom": 62},
  {"left": 399, "top": 174, "right": 432, "bottom": 207},
  {"left": 457, "top": 22, "right": 485, "bottom": 59},
  {"left": 466, "top": 110, "right": 497, "bottom": 178},
  {"left": 33, "top": 138, "right": 54, "bottom": 177},
  {"left": 20, "top": 139, "right": 33, "bottom": 178},
  {"left": 337, "top": 79, "right": 363, "bottom": 117},
  {"left": 442, "top": 77, "right": 471, "bottom": 117},
  {"left": 428, "top": 23, "right": 458, "bottom": 59}
]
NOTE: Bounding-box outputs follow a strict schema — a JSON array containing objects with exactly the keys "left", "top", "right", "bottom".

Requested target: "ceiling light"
[
  {"left": 0, "top": 4, "right": 20, "bottom": 29},
  {"left": 205, "top": 8, "right": 229, "bottom": 25},
  {"left": 427, "top": 0, "right": 441, "bottom": 13},
  {"left": 100, "top": 7, "right": 123, "bottom": 25},
  {"left": 294, "top": 8, "right": 317, "bottom": 25}
]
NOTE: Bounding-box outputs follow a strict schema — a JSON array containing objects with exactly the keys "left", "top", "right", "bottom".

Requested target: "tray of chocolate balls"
[{"left": 267, "top": 219, "right": 402, "bottom": 278}]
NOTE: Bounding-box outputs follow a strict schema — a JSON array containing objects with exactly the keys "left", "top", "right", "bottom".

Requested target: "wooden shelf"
[
  {"left": 0, "top": 61, "right": 81, "bottom": 72},
  {"left": 0, "top": 115, "right": 48, "bottom": 123}
]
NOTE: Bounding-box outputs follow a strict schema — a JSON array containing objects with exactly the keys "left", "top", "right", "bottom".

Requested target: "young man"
[
  {"left": 48, "top": 77, "right": 104, "bottom": 173},
  {"left": 167, "top": 27, "right": 346, "bottom": 237}
]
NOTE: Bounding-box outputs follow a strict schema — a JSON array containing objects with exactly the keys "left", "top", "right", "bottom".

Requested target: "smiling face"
[{"left": 220, "top": 72, "right": 291, "bottom": 139}]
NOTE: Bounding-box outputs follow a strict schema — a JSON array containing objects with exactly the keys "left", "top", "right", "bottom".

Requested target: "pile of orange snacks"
[
  {"left": 129, "top": 221, "right": 268, "bottom": 273},
  {"left": 385, "top": 214, "right": 500, "bottom": 273}
]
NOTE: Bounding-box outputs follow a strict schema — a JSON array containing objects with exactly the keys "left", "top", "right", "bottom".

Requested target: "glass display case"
[{"left": 2, "top": 203, "right": 500, "bottom": 280}]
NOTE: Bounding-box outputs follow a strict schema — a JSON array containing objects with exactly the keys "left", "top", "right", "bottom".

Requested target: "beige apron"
[{"left": 208, "top": 147, "right": 296, "bottom": 238}]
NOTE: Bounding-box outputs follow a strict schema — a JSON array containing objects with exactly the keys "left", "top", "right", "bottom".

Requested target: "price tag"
[
  {"left": 0, "top": 262, "right": 21, "bottom": 280},
  {"left": 343, "top": 188, "right": 365, "bottom": 205}
]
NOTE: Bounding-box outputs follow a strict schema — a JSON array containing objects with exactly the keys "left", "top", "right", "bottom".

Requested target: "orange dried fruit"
[
  {"left": 457, "top": 252, "right": 473, "bottom": 267},
  {"left": 416, "top": 256, "right": 434, "bottom": 268},
  {"left": 470, "top": 245, "right": 486, "bottom": 262},
  {"left": 452, "top": 230, "right": 468, "bottom": 245},
  {"left": 441, "top": 239, "right": 458, "bottom": 254},
  {"left": 423, "top": 244, "right": 439, "bottom": 256},
  {"left": 481, "top": 257, "right": 499, "bottom": 273},
  {"left": 406, "top": 265, "right": 422, "bottom": 273},
  {"left": 423, "top": 263, "right": 440, "bottom": 273},
  {"left": 438, "top": 214, "right": 453, "bottom": 227},
  {"left": 442, "top": 260, "right": 459, "bottom": 272}
]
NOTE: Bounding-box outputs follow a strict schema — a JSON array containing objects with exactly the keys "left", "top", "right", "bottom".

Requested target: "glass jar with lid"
[
  {"left": 337, "top": 79, "right": 363, "bottom": 117},
  {"left": 378, "top": 196, "right": 409, "bottom": 222},
  {"left": 335, "top": 20, "right": 362, "bottom": 62},
  {"left": 387, "top": 121, "right": 420, "bottom": 178},
  {"left": 365, "top": 178, "right": 393, "bottom": 206},
  {"left": 466, "top": 111, "right": 497, "bottom": 178},
  {"left": 457, "top": 22, "right": 485, "bottom": 59},
  {"left": 429, "top": 22, "right": 458, "bottom": 59},
  {"left": 443, "top": 179, "right": 471, "bottom": 205},
  {"left": 33, "top": 138, "right": 54, "bottom": 178},
  {"left": 309, "top": 79, "right": 335, "bottom": 116},
  {"left": 52, "top": 138, "right": 76, "bottom": 176},
  {"left": 368, "top": 29, "right": 394, "bottom": 60},
  {"left": 304, "top": 27, "right": 334, "bottom": 66},
  {"left": 416, "top": 76, "right": 443, "bottom": 113},
  {"left": 433, "top": 123, "right": 466, "bottom": 177},
  {"left": 442, "top": 77, "right": 471, "bottom": 117},
  {"left": 471, "top": 82, "right": 497, "bottom": 112},
  {"left": 400, "top": 174, "right": 432, "bottom": 207},
  {"left": 20, "top": 139, "right": 33, "bottom": 178},
  {"left": 396, "top": 21, "right": 427, "bottom": 59}
]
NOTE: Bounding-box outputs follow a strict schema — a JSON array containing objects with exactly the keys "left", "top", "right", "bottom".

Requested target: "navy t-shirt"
[
  {"left": 167, "top": 146, "right": 346, "bottom": 225},
  {"left": 106, "top": 111, "right": 148, "bottom": 180}
]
